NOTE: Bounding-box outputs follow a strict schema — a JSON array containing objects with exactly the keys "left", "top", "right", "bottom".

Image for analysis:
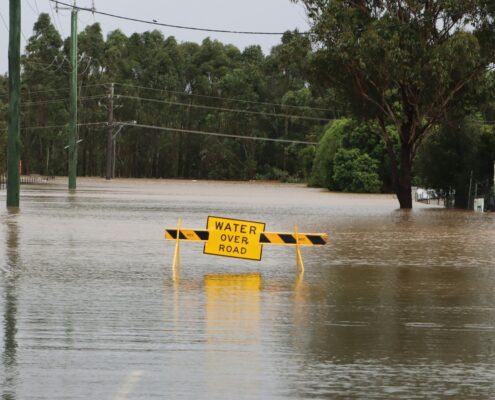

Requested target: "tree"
[
  {"left": 415, "top": 115, "right": 495, "bottom": 208},
  {"left": 310, "top": 118, "right": 349, "bottom": 187},
  {"left": 295, "top": 0, "right": 495, "bottom": 208},
  {"left": 15, "top": 18, "right": 333, "bottom": 182},
  {"left": 310, "top": 118, "right": 390, "bottom": 191},
  {"left": 22, "top": 13, "right": 66, "bottom": 175}
]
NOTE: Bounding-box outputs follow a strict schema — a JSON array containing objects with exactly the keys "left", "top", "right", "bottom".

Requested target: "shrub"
[
  {"left": 332, "top": 148, "right": 381, "bottom": 193},
  {"left": 310, "top": 118, "right": 351, "bottom": 187}
]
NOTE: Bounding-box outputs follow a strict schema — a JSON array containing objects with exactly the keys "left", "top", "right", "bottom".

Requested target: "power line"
[
  {"left": 0, "top": 8, "right": 28, "bottom": 43},
  {"left": 33, "top": 0, "right": 40, "bottom": 14},
  {"left": 24, "top": 0, "right": 39, "bottom": 16},
  {"left": 115, "top": 82, "right": 343, "bottom": 112},
  {"left": 118, "top": 122, "right": 317, "bottom": 145},
  {"left": 49, "top": 0, "right": 65, "bottom": 38},
  {"left": 22, "top": 121, "right": 107, "bottom": 130},
  {"left": 21, "top": 120, "right": 318, "bottom": 145},
  {"left": 23, "top": 55, "right": 67, "bottom": 72},
  {"left": 49, "top": 0, "right": 309, "bottom": 36},
  {"left": 0, "top": 83, "right": 110, "bottom": 98},
  {"left": 22, "top": 94, "right": 105, "bottom": 106},
  {"left": 24, "top": 82, "right": 108, "bottom": 94},
  {"left": 0, "top": 11, "right": 9, "bottom": 33},
  {"left": 118, "top": 94, "right": 333, "bottom": 122}
]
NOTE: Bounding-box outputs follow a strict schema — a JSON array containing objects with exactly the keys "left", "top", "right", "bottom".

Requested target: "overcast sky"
[{"left": 0, "top": 0, "right": 310, "bottom": 74}]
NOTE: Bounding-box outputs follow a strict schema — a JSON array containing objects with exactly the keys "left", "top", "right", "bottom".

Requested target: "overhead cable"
[
  {"left": 22, "top": 121, "right": 107, "bottom": 130},
  {"left": 22, "top": 95, "right": 105, "bottom": 106},
  {"left": 49, "top": 0, "right": 65, "bottom": 38},
  {"left": 115, "top": 82, "right": 343, "bottom": 112},
  {"left": 24, "top": 0, "right": 39, "bottom": 16},
  {"left": 49, "top": 0, "right": 309, "bottom": 36},
  {"left": 0, "top": 83, "right": 109, "bottom": 98},
  {"left": 0, "top": 11, "right": 9, "bottom": 33},
  {"left": 118, "top": 94, "right": 333, "bottom": 122},
  {"left": 0, "top": 9, "right": 28, "bottom": 41},
  {"left": 118, "top": 122, "right": 317, "bottom": 145}
]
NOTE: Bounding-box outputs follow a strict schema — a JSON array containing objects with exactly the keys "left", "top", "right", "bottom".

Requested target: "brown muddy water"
[{"left": 1, "top": 178, "right": 495, "bottom": 399}]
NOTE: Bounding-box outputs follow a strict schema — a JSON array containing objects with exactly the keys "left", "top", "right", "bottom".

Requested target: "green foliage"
[
  {"left": 12, "top": 18, "right": 337, "bottom": 181},
  {"left": 310, "top": 118, "right": 388, "bottom": 192},
  {"left": 22, "top": 13, "right": 67, "bottom": 176},
  {"left": 415, "top": 115, "right": 495, "bottom": 207},
  {"left": 13, "top": 10, "right": 494, "bottom": 194},
  {"left": 310, "top": 119, "right": 350, "bottom": 187},
  {"left": 296, "top": 0, "right": 495, "bottom": 207},
  {"left": 333, "top": 148, "right": 381, "bottom": 193}
]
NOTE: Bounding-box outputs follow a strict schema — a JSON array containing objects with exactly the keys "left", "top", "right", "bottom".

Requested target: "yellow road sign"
[{"left": 203, "top": 216, "right": 265, "bottom": 261}]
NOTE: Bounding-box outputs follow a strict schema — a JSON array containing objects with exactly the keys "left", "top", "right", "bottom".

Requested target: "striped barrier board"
[
  {"left": 166, "top": 216, "right": 328, "bottom": 270},
  {"left": 260, "top": 232, "right": 327, "bottom": 246},
  {"left": 165, "top": 229, "right": 209, "bottom": 242},
  {"left": 165, "top": 229, "right": 328, "bottom": 246}
]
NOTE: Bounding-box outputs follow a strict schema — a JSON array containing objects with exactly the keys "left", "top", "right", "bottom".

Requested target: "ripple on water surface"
[{"left": 1, "top": 179, "right": 495, "bottom": 399}]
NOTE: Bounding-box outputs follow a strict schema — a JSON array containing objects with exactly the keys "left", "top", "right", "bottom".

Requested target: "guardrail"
[
  {"left": 20, "top": 175, "right": 55, "bottom": 185},
  {"left": 0, "top": 175, "right": 55, "bottom": 189}
]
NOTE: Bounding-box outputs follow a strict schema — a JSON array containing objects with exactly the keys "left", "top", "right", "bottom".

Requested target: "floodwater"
[{"left": 1, "top": 178, "right": 495, "bottom": 399}]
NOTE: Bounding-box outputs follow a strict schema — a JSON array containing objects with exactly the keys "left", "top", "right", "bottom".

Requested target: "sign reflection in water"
[{"left": 204, "top": 273, "right": 262, "bottom": 396}]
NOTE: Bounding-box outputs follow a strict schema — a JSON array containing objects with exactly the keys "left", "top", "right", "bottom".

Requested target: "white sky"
[{"left": 0, "top": 0, "right": 310, "bottom": 74}]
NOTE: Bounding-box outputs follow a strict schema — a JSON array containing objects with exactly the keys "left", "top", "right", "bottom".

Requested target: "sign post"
[{"left": 171, "top": 218, "right": 181, "bottom": 281}]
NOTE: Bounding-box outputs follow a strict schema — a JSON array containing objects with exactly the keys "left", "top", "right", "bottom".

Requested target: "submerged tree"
[
  {"left": 415, "top": 114, "right": 495, "bottom": 208},
  {"left": 295, "top": 0, "right": 495, "bottom": 208}
]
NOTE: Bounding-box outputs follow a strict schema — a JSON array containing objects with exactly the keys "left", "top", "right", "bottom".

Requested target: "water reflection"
[
  {"left": 204, "top": 273, "right": 261, "bottom": 345},
  {"left": 2, "top": 211, "right": 20, "bottom": 400},
  {"left": 204, "top": 274, "right": 262, "bottom": 397}
]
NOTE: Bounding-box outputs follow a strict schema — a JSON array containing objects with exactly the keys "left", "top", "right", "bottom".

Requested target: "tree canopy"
[
  {"left": 3, "top": 15, "right": 336, "bottom": 180},
  {"left": 1, "top": 9, "right": 495, "bottom": 209},
  {"left": 295, "top": 0, "right": 495, "bottom": 207}
]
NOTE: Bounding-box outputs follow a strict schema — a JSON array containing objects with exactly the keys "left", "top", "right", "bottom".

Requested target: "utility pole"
[
  {"left": 105, "top": 83, "right": 114, "bottom": 180},
  {"left": 7, "top": 0, "right": 21, "bottom": 208},
  {"left": 111, "top": 121, "right": 136, "bottom": 179},
  {"left": 68, "top": 5, "right": 78, "bottom": 190}
]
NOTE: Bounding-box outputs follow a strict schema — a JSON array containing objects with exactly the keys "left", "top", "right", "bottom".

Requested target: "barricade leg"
[
  {"left": 172, "top": 218, "right": 181, "bottom": 281},
  {"left": 294, "top": 224, "right": 305, "bottom": 273}
]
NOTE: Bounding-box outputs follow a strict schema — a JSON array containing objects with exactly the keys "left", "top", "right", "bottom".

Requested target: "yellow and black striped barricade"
[
  {"left": 165, "top": 217, "right": 328, "bottom": 275},
  {"left": 165, "top": 229, "right": 328, "bottom": 246}
]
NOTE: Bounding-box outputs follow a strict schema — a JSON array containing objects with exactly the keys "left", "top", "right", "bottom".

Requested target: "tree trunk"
[
  {"left": 454, "top": 182, "right": 469, "bottom": 209},
  {"left": 377, "top": 118, "right": 413, "bottom": 209},
  {"left": 397, "top": 143, "right": 413, "bottom": 209}
]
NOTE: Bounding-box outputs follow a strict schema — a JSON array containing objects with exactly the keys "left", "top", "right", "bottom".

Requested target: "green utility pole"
[
  {"left": 105, "top": 83, "right": 114, "bottom": 180},
  {"left": 7, "top": 0, "right": 21, "bottom": 208},
  {"left": 68, "top": 7, "right": 78, "bottom": 190}
]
